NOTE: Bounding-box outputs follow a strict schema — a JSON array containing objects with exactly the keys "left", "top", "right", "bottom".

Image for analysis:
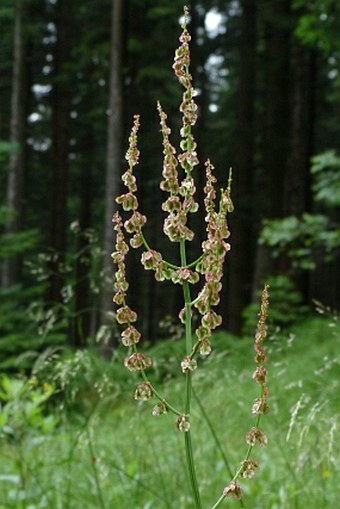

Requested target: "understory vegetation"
[{"left": 0, "top": 316, "right": 339, "bottom": 508}]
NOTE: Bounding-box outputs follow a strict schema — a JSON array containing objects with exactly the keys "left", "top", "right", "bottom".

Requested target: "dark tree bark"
[
  {"left": 284, "top": 37, "right": 316, "bottom": 291},
  {"left": 252, "top": 0, "right": 291, "bottom": 297},
  {"left": 227, "top": 0, "right": 257, "bottom": 333},
  {"left": 46, "top": 0, "right": 72, "bottom": 304},
  {"left": 73, "top": 140, "right": 93, "bottom": 347},
  {"left": 101, "top": 0, "right": 124, "bottom": 336},
  {"left": 2, "top": 0, "right": 27, "bottom": 288},
  {"left": 284, "top": 43, "right": 315, "bottom": 216}
]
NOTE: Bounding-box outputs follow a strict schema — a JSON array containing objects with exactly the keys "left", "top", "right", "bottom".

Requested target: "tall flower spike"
[
  {"left": 125, "top": 114, "right": 140, "bottom": 169},
  {"left": 173, "top": 6, "right": 199, "bottom": 180},
  {"left": 112, "top": 212, "right": 129, "bottom": 305},
  {"left": 119, "top": 116, "right": 139, "bottom": 196},
  {"left": 254, "top": 284, "right": 269, "bottom": 363},
  {"left": 116, "top": 115, "right": 147, "bottom": 249},
  {"left": 158, "top": 102, "right": 180, "bottom": 196},
  {"left": 172, "top": 6, "right": 192, "bottom": 91},
  {"left": 158, "top": 100, "right": 195, "bottom": 242},
  {"left": 250, "top": 285, "right": 270, "bottom": 420},
  {"left": 194, "top": 161, "right": 232, "bottom": 350}
]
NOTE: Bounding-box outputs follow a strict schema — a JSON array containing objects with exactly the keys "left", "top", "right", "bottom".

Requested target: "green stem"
[
  {"left": 140, "top": 369, "right": 182, "bottom": 416},
  {"left": 64, "top": 398, "right": 102, "bottom": 509},
  {"left": 185, "top": 252, "right": 205, "bottom": 269},
  {"left": 180, "top": 239, "right": 202, "bottom": 509},
  {"left": 193, "top": 389, "right": 234, "bottom": 478},
  {"left": 86, "top": 427, "right": 106, "bottom": 509},
  {"left": 193, "top": 390, "right": 246, "bottom": 509},
  {"left": 210, "top": 414, "right": 262, "bottom": 509},
  {"left": 140, "top": 232, "right": 177, "bottom": 269},
  {"left": 210, "top": 492, "right": 226, "bottom": 509},
  {"left": 185, "top": 430, "right": 202, "bottom": 508},
  {"left": 140, "top": 231, "right": 205, "bottom": 270}
]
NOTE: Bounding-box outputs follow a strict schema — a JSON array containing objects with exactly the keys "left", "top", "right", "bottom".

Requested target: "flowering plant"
[{"left": 112, "top": 7, "right": 269, "bottom": 508}]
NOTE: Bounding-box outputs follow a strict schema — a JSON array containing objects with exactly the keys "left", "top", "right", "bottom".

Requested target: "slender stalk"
[
  {"left": 108, "top": 459, "right": 170, "bottom": 504},
  {"left": 180, "top": 239, "right": 202, "bottom": 509},
  {"left": 210, "top": 492, "right": 226, "bottom": 509},
  {"left": 193, "top": 390, "right": 246, "bottom": 509},
  {"left": 86, "top": 427, "right": 106, "bottom": 509},
  {"left": 210, "top": 414, "right": 262, "bottom": 509},
  {"left": 139, "top": 368, "right": 182, "bottom": 416},
  {"left": 193, "top": 389, "right": 233, "bottom": 478},
  {"left": 65, "top": 399, "right": 101, "bottom": 508}
]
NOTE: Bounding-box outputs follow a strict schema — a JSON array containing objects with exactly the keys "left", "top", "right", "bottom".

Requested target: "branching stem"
[{"left": 180, "top": 239, "right": 202, "bottom": 509}]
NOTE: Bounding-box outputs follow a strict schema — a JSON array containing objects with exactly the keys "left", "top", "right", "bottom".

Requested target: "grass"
[{"left": 0, "top": 316, "right": 339, "bottom": 508}]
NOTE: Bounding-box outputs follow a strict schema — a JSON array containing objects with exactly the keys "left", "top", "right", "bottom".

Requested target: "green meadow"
[{"left": 1, "top": 316, "right": 338, "bottom": 508}]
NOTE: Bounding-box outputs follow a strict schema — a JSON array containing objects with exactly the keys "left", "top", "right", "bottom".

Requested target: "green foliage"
[
  {"left": 0, "top": 4, "right": 13, "bottom": 21},
  {"left": 242, "top": 276, "right": 308, "bottom": 336},
  {"left": 0, "top": 285, "right": 39, "bottom": 369},
  {"left": 0, "top": 229, "right": 38, "bottom": 259},
  {"left": 0, "top": 215, "right": 110, "bottom": 371},
  {"left": 0, "top": 141, "right": 17, "bottom": 164},
  {"left": 31, "top": 347, "right": 130, "bottom": 412},
  {"left": 294, "top": 0, "right": 340, "bottom": 53},
  {"left": 0, "top": 319, "right": 339, "bottom": 508},
  {"left": 260, "top": 213, "right": 340, "bottom": 269},
  {"left": 0, "top": 373, "right": 58, "bottom": 507},
  {"left": 0, "top": 217, "right": 45, "bottom": 370},
  {"left": 0, "top": 223, "right": 75, "bottom": 371},
  {"left": 260, "top": 150, "right": 340, "bottom": 269},
  {"left": 0, "top": 374, "right": 58, "bottom": 439},
  {"left": 311, "top": 150, "right": 340, "bottom": 207}
]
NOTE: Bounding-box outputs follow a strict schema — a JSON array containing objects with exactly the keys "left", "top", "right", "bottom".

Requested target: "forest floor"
[{"left": 0, "top": 316, "right": 339, "bottom": 508}]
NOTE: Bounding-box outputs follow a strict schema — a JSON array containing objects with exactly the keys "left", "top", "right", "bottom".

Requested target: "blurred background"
[{"left": 1, "top": 0, "right": 340, "bottom": 368}]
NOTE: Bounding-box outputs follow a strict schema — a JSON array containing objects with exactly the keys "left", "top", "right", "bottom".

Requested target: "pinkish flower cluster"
[
  {"left": 245, "top": 426, "right": 268, "bottom": 447},
  {"left": 158, "top": 101, "right": 196, "bottom": 243},
  {"left": 158, "top": 102, "right": 179, "bottom": 196},
  {"left": 152, "top": 401, "right": 168, "bottom": 416},
  {"left": 232, "top": 285, "right": 270, "bottom": 492},
  {"left": 157, "top": 8, "right": 200, "bottom": 244},
  {"left": 116, "top": 114, "right": 147, "bottom": 250},
  {"left": 112, "top": 118, "right": 154, "bottom": 375},
  {"left": 121, "top": 325, "right": 141, "bottom": 347},
  {"left": 239, "top": 459, "right": 260, "bottom": 479},
  {"left": 251, "top": 285, "right": 270, "bottom": 415},
  {"left": 172, "top": 6, "right": 192, "bottom": 89},
  {"left": 251, "top": 395, "right": 270, "bottom": 415},
  {"left": 124, "top": 352, "right": 152, "bottom": 372},
  {"left": 180, "top": 355, "right": 197, "bottom": 373},
  {"left": 140, "top": 248, "right": 171, "bottom": 282},
  {"left": 134, "top": 382, "right": 153, "bottom": 401},
  {"left": 222, "top": 480, "right": 243, "bottom": 500},
  {"left": 112, "top": 212, "right": 129, "bottom": 306},
  {"left": 193, "top": 160, "right": 233, "bottom": 355},
  {"left": 173, "top": 8, "right": 198, "bottom": 158},
  {"left": 176, "top": 414, "right": 191, "bottom": 432},
  {"left": 171, "top": 267, "right": 199, "bottom": 285}
]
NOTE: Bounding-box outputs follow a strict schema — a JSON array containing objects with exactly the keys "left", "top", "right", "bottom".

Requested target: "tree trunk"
[
  {"left": 284, "top": 43, "right": 315, "bottom": 216},
  {"left": 252, "top": 0, "right": 291, "bottom": 298},
  {"left": 2, "top": 0, "right": 27, "bottom": 288},
  {"left": 284, "top": 39, "right": 316, "bottom": 290},
  {"left": 100, "top": 0, "right": 124, "bottom": 344},
  {"left": 73, "top": 142, "right": 93, "bottom": 347},
  {"left": 227, "top": 0, "right": 257, "bottom": 333},
  {"left": 46, "top": 0, "right": 72, "bottom": 305}
]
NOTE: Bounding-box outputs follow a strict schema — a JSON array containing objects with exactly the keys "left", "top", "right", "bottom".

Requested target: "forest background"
[{"left": 1, "top": 0, "right": 340, "bottom": 369}]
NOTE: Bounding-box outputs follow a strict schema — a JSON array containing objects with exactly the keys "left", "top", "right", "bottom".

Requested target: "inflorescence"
[{"left": 111, "top": 6, "right": 270, "bottom": 507}]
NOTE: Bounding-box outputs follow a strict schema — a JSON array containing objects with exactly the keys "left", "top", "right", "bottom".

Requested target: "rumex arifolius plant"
[{"left": 112, "top": 7, "right": 270, "bottom": 508}]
